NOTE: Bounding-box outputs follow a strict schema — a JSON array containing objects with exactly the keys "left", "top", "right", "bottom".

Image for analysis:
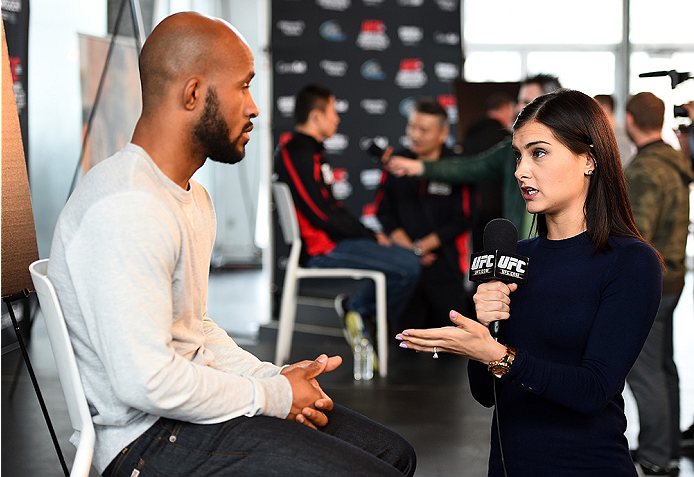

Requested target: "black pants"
[
  {"left": 395, "top": 255, "right": 472, "bottom": 331},
  {"left": 103, "top": 404, "right": 416, "bottom": 477}
]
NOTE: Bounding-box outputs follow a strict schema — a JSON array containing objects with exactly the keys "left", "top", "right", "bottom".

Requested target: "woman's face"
[{"left": 513, "top": 120, "right": 594, "bottom": 226}]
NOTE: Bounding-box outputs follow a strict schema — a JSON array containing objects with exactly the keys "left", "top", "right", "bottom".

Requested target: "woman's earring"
[{"left": 585, "top": 170, "right": 594, "bottom": 176}]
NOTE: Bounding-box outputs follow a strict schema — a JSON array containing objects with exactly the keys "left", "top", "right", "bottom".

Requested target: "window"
[{"left": 463, "top": 0, "right": 694, "bottom": 131}]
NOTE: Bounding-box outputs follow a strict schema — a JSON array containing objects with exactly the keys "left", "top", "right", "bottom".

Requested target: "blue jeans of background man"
[
  {"left": 307, "top": 238, "right": 421, "bottom": 321},
  {"left": 627, "top": 291, "right": 682, "bottom": 470},
  {"left": 103, "top": 404, "right": 416, "bottom": 476}
]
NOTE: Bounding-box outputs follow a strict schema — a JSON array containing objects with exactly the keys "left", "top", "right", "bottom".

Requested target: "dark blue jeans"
[
  {"left": 307, "top": 239, "right": 421, "bottom": 320},
  {"left": 103, "top": 404, "right": 416, "bottom": 476}
]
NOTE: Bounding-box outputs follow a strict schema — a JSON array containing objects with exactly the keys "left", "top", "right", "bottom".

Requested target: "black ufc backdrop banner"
[
  {"left": 1, "top": 0, "right": 29, "bottom": 164},
  {"left": 271, "top": 0, "right": 462, "bottom": 225}
]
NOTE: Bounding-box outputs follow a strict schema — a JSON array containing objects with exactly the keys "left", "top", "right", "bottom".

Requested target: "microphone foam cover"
[{"left": 483, "top": 218, "right": 518, "bottom": 253}]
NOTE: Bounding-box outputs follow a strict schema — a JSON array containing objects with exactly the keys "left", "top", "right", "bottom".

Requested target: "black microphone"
[
  {"left": 469, "top": 218, "right": 529, "bottom": 339},
  {"left": 368, "top": 142, "right": 385, "bottom": 159},
  {"left": 638, "top": 70, "right": 692, "bottom": 89},
  {"left": 367, "top": 141, "right": 391, "bottom": 165}
]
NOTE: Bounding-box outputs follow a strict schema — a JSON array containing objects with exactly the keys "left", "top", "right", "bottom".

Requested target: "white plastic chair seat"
[
  {"left": 272, "top": 182, "right": 388, "bottom": 377},
  {"left": 30, "top": 259, "right": 95, "bottom": 477}
]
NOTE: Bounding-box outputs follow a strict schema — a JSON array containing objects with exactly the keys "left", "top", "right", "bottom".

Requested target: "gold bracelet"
[{"left": 487, "top": 346, "right": 516, "bottom": 378}]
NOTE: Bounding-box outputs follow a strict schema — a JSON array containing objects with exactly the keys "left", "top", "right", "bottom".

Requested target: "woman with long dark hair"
[{"left": 396, "top": 89, "right": 662, "bottom": 476}]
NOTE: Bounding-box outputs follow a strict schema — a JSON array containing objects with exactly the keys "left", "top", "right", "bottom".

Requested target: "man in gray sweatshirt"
[{"left": 48, "top": 12, "right": 415, "bottom": 477}]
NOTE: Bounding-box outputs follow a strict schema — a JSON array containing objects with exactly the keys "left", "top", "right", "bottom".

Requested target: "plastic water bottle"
[{"left": 353, "top": 332, "right": 374, "bottom": 381}]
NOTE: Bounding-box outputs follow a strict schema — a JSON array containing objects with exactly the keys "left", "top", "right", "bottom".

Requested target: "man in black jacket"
[
  {"left": 274, "top": 84, "right": 420, "bottom": 341},
  {"left": 375, "top": 98, "right": 475, "bottom": 329}
]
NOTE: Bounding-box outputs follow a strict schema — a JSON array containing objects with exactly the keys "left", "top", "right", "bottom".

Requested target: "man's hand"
[
  {"left": 416, "top": 233, "right": 440, "bottom": 255},
  {"left": 375, "top": 232, "right": 393, "bottom": 246},
  {"left": 280, "top": 355, "right": 342, "bottom": 429},
  {"left": 683, "top": 101, "right": 694, "bottom": 121},
  {"left": 420, "top": 252, "right": 437, "bottom": 267},
  {"left": 380, "top": 145, "right": 394, "bottom": 164},
  {"left": 387, "top": 156, "right": 424, "bottom": 177}
]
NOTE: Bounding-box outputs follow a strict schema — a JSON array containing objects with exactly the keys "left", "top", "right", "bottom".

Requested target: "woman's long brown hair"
[{"left": 513, "top": 89, "right": 663, "bottom": 265}]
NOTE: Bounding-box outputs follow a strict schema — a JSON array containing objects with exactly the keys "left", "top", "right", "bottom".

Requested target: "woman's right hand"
[{"left": 473, "top": 280, "right": 518, "bottom": 328}]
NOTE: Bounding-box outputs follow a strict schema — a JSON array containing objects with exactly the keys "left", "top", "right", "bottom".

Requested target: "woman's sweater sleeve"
[{"left": 497, "top": 241, "right": 662, "bottom": 416}]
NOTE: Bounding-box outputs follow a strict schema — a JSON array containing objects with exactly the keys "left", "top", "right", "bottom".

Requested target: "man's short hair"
[
  {"left": 522, "top": 73, "right": 562, "bottom": 94},
  {"left": 593, "top": 94, "right": 615, "bottom": 112},
  {"left": 485, "top": 92, "right": 515, "bottom": 112},
  {"left": 294, "top": 84, "right": 334, "bottom": 125},
  {"left": 413, "top": 98, "right": 448, "bottom": 129},
  {"left": 626, "top": 92, "right": 665, "bottom": 132}
]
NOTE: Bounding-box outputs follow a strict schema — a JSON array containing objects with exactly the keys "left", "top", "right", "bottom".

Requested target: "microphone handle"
[{"left": 490, "top": 320, "right": 501, "bottom": 340}]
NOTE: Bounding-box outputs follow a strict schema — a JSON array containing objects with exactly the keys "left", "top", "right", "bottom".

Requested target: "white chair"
[
  {"left": 272, "top": 182, "right": 389, "bottom": 377},
  {"left": 29, "top": 259, "right": 95, "bottom": 477}
]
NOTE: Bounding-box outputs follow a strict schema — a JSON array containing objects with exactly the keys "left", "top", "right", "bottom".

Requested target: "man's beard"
[{"left": 193, "top": 87, "right": 248, "bottom": 165}]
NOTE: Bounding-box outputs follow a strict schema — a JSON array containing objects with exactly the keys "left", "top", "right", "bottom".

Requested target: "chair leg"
[
  {"left": 373, "top": 275, "right": 388, "bottom": 378},
  {"left": 275, "top": 277, "right": 299, "bottom": 366}
]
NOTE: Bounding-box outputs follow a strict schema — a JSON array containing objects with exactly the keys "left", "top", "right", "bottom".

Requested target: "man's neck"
[
  {"left": 131, "top": 120, "right": 200, "bottom": 190},
  {"left": 295, "top": 124, "right": 323, "bottom": 143},
  {"left": 633, "top": 130, "right": 662, "bottom": 149},
  {"left": 417, "top": 147, "right": 443, "bottom": 161}
]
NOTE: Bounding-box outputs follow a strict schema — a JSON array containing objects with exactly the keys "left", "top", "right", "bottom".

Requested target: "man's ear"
[
  {"left": 625, "top": 111, "right": 634, "bottom": 130},
  {"left": 306, "top": 107, "right": 320, "bottom": 125},
  {"left": 183, "top": 78, "right": 202, "bottom": 111},
  {"left": 439, "top": 125, "right": 450, "bottom": 144}
]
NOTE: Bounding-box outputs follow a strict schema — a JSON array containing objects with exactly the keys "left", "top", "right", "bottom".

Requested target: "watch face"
[{"left": 490, "top": 365, "right": 509, "bottom": 377}]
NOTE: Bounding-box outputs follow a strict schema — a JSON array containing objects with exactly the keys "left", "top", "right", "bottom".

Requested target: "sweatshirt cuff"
[{"left": 250, "top": 374, "right": 293, "bottom": 419}]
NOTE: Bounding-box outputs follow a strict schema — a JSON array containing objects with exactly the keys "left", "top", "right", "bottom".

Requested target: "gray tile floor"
[{"left": 2, "top": 268, "right": 693, "bottom": 476}]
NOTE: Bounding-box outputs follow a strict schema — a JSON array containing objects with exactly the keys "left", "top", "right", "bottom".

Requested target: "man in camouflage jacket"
[{"left": 624, "top": 92, "right": 693, "bottom": 476}]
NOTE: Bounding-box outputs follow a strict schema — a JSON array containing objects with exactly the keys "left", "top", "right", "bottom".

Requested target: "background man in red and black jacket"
[{"left": 273, "top": 84, "right": 420, "bottom": 339}]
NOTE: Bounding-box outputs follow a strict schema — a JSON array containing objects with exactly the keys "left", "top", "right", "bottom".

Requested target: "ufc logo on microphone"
[
  {"left": 471, "top": 254, "right": 494, "bottom": 270},
  {"left": 498, "top": 255, "right": 527, "bottom": 273}
]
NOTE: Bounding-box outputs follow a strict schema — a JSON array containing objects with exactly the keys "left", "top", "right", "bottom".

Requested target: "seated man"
[
  {"left": 273, "top": 84, "right": 420, "bottom": 340},
  {"left": 375, "top": 98, "right": 475, "bottom": 330},
  {"left": 48, "top": 13, "right": 415, "bottom": 477}
]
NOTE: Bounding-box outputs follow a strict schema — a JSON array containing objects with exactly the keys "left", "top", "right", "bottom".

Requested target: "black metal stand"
[
  {"left": 4, "top": 293, "right": 69, "bottom": 477},
  {"left": 6, "top": 294, "right": 36, "bottom": 399},
  {"left": 67, "top": 0, "right": 146, "bottom": 201}
]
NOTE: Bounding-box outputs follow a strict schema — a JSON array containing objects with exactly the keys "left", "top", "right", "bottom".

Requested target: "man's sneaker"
[
  {"left": 344, "top": 310, "right": 366, "bottom": 350},
  {"left": 334, "top": 294, "right": 359, "bottom": 346}
]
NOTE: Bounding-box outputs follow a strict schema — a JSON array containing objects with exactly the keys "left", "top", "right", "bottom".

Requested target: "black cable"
[{"left": 492, "top": 376, "right": 509, "bottom": 477}]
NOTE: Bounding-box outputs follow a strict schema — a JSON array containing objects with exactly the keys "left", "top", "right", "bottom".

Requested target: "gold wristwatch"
[{"left": 488, "top": 346, "right": 516, "bottom": 378}]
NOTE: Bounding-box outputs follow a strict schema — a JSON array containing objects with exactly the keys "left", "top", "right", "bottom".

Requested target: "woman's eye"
[{"left": 532, "top": 149, "right": 546, "bottom": 158}]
